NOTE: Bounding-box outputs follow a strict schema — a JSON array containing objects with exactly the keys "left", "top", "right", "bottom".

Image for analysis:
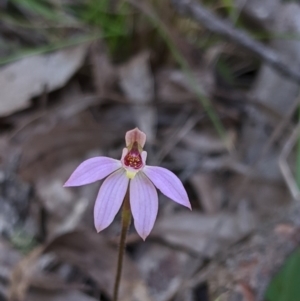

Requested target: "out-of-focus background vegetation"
[{"left": 1, "top": 0, "right": 300, "bottom": 301}]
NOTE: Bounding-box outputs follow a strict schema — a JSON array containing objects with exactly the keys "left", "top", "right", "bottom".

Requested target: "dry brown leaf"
[
  {"left": 0, "top": 238, "right": 22, "bottom": 273},
  {"left": 8, "top": 230, "right": 153, "bottom": 301},
  {"left": 0, "top": 44, "right": 88, "bottom": 117},
  {"left": 152, "top": 205, "right": 256, "bottom": 257},
  {"left": 190, "top": 172, "right": 223, "bottom": 214},
  {"left": 118, "top": 52, "right": 156, "bottom": 143},
  {"left": 19, "top": 122, "right": 107, "bottom": 178},
  {"left": 36, "top": 176, "right": 90, "bottom": 238},
  {"left": 135, "top": 244, "right": 190, "bottom": 301},
  {"left": 9, "top": 246, "right": 45, "bottom": 301},
  {"left": 7, "top": 240, "right": 87, "bottom": 301},
  {"left": 119, "top": 52, "right": 154, "bottom": 104},
  {"left": 9, "top": 92, "right": 99, "bottom": 145},
  {"left": 181, "top": 129, "right": 236, "bottom": 154},
  {"left": 156, "top": 68, "right": 214, "bottom": 103},
  {"left": 44, "top": 231, "right": 153, "bottom": 301},
  {"left": 90, "top": 41, "right": 116, "bottom": 98},
  {"left": 0, "top": 238, "right": 22, "bottom": 299},
  {"left": 9, "top": 247, "right": 82, "bottom": 300}
]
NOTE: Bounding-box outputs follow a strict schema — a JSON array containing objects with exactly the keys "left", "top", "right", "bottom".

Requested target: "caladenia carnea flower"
[{"left": 64, "top": 128, "right": 191, "bottom": 240}]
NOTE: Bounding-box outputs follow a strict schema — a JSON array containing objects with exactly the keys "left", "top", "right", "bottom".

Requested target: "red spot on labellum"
[{"left": 124, "top": 142, "right": 143, "bottom": 169}]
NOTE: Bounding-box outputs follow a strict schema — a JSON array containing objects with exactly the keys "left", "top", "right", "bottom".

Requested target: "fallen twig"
[
  {"left": 279, "top": 123, "right": 300, "bottom": 201},
  {"left": 171, "top": 0, "right": 300, "bottom": 83},
  {"left": 232, "top": 94, "right": 300, "bottom": 203}
]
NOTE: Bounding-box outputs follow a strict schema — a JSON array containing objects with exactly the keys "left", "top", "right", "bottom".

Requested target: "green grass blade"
[
  {"left": 0, "top": 34, "right": 109, "bottom": 65},
  {"left": 265, "top": 249, "right": 300, "bottom": 301},
  {"left": 128, "top": 1, "right": 228, "bottom": 148}
]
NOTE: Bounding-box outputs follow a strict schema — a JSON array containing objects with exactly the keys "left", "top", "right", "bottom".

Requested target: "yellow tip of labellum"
[{"left": 126, "top": 170, "right": 137, "bottom": 179}]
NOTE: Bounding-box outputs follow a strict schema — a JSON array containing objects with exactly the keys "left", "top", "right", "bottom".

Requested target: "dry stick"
[
  {"left": 259, "top": 97, "right": 300, "bottom": 159},
  {"left": 127, "top": 0, "right": 228, "bottom": 148},
  {"left": 156, "top": 114, "right": 203, "bottom": 164},
  {"left": 232, "top": 96, "right": 300, "bottom": 202},
  {"left": 171, "top": 0, "right": 300, "bottom": 84},
  {"left": 8, "top": 95, "right": 99, "bottom": 142},
  {"left": 113, "top": 192, "right": 131, "bottom": 301},
  {"left": 279, "top": 124, "right": 300, "bottom": 201}
]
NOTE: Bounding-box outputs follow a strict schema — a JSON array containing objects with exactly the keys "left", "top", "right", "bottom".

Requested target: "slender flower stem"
[{"left": 113, "top": 192, "right": 131, "bottom": 301}]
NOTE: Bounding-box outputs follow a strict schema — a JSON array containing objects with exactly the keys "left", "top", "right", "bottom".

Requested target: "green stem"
[{"left": 112, "top": 192, "right": 131, "bottom": 301}]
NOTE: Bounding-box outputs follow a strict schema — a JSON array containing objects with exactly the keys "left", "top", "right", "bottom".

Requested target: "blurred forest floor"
[{"left": 1, "top": 0, "right": 300, "bottom": 301}]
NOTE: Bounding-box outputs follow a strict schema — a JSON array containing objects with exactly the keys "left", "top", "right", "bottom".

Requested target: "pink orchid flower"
[{"left": 64, "top": 128, "right": 191, "bottom": 240}]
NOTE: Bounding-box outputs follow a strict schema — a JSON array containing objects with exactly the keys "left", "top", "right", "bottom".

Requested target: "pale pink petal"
[
  {"left": 94, "top": 169, "right": 129, "bottom": 232},
  {"left": 130, "top": 172, "right": 158, "bottom": 240},
  {"left": 125, "top": 128, "right": 146, "bottom": 147},
  {"left": 141, "top": 151, "right": 147, "bottom": 165},
  {"left": 143, "top": 166, "right": 191, "bottom": 209},
  {"left": 120, "top": 148, "right": 128, "bottom": 162},
  {"left": 64, "top": 157, "right": 122, "bottom": 187}
]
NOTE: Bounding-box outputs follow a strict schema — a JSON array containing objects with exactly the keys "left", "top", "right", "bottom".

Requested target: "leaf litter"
[{"left": 0, "top": 1, "right": 295, "bottom": 301}]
